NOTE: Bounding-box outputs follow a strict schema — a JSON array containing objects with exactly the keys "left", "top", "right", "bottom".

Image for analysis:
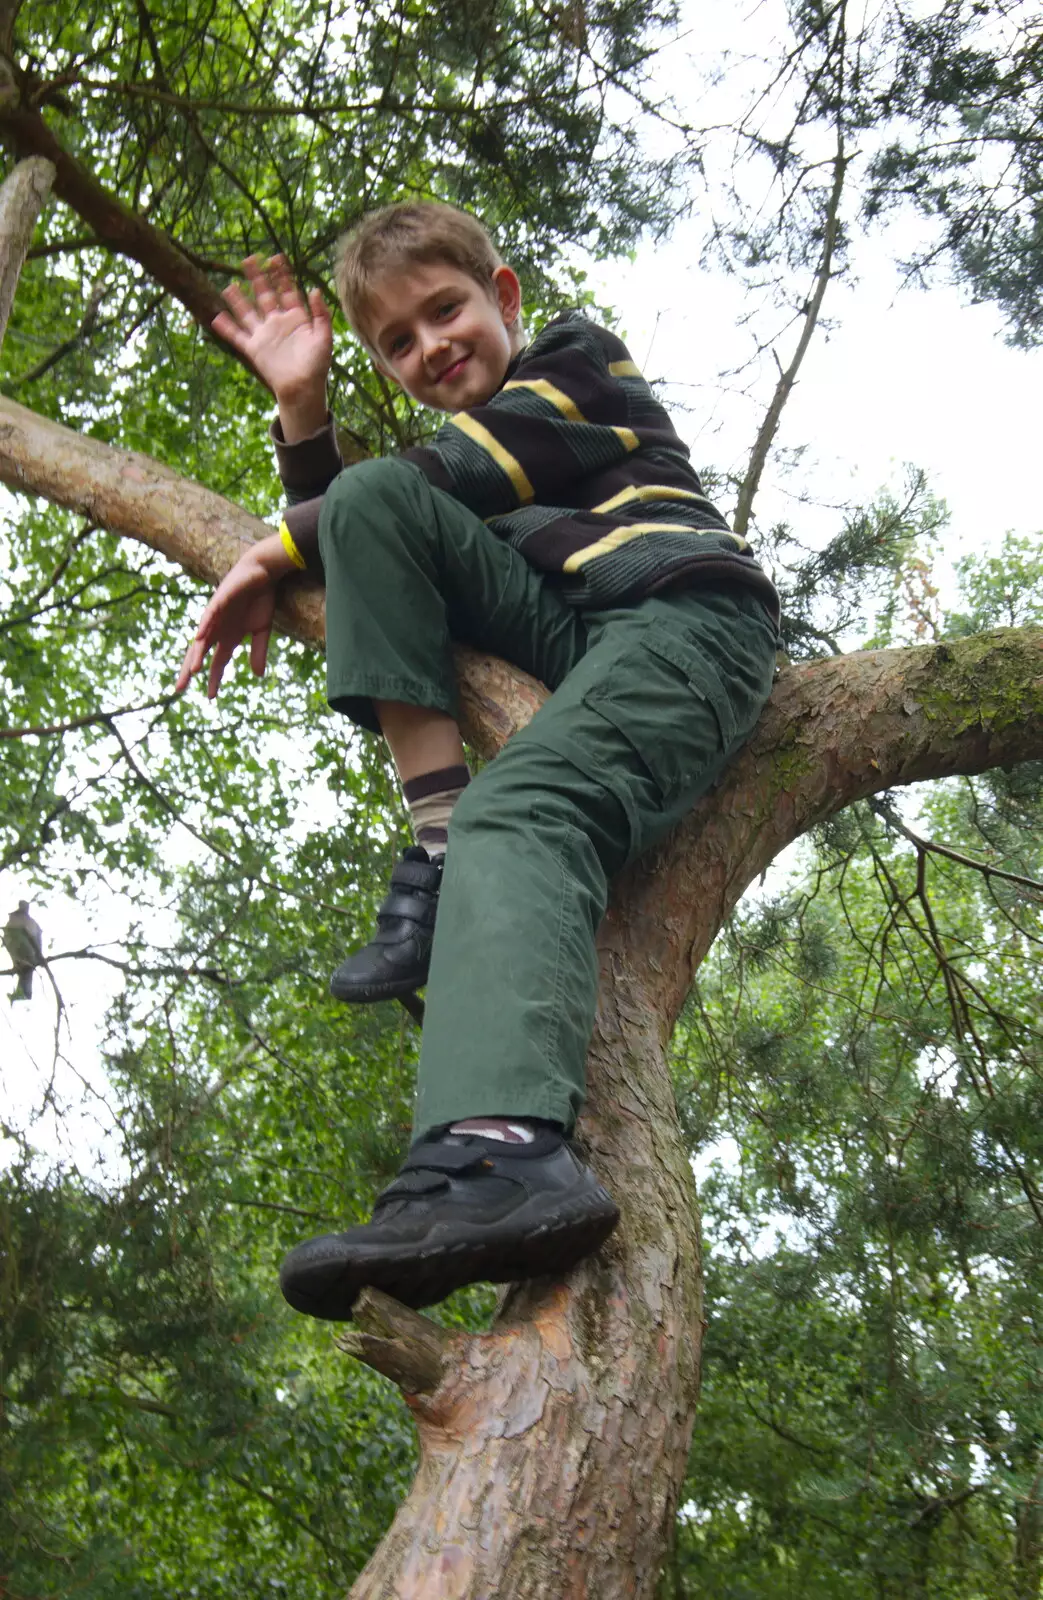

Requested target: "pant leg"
[
  {"left": 318, "top": 457, "right": 584, "bottom": 730},
  {"left": 413, "top": 585, "right": 779, "bottom": 1137}
]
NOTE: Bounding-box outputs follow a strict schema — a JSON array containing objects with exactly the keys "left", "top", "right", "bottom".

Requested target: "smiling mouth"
[{"left": 436, "top": 355, "right": 470, "bottom": 383}]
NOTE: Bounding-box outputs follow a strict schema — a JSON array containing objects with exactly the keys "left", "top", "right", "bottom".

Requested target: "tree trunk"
[{"left": 1, "top": 400, "right": 1042, "bottom": 1594}]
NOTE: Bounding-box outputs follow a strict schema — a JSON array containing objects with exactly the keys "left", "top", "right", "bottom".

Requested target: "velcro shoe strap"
[
  {"left": 377, "top": 890, "right": 438, "bottom": 925},
  {"left": 391, "top": 859, "right": 441, "bottom": 890},
  {"left": 402, "top": 1141, "right": 491, "bottom": 1176},
  {"left": 380, "top": 1169, "right": 448, "bottom": 1200}
]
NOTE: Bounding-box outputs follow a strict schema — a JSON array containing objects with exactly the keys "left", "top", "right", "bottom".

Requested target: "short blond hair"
[{"left": 334, "top": 200, "right": 504, "bottom": 342}]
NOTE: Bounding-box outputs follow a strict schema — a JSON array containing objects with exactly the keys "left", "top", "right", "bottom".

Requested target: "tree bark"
[
  {"left": 2, "top": 401, "right": 1042, "bottom": 1595},
  {"left": 0, "top": 153, "right": 53, "bottom": 357}
]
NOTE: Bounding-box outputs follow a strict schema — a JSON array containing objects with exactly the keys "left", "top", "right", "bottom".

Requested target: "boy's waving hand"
[{"left": 213, "top": 256, "right": 332, "bottom": 440}]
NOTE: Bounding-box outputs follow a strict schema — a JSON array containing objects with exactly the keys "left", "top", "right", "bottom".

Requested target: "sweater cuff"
[
  {"left": 399, "top": 444, "right": 454, "bottom": 497},
  {"left": 270, "top": 412, "right": 343, "bottom": 499},
  {"left": 282, "top": 497, "right": 326, "bottom": 580}
]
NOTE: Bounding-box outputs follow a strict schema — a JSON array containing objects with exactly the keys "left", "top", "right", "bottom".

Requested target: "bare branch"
[
  {"left": 4, "top": 277, "right": 103, "bottom": 388},
  {"left": 733, "top": 126, "right": 848, "bottom": 536},
  {"left": 0, "top": 691, "right": 178, "bottom": 739},
  {"left": 870, "top": 797, "right": 1043, "bottom": 898}
]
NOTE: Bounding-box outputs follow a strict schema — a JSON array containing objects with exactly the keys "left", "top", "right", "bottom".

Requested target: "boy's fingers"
[
  {"left": 175, "top": 635, "right": 208, "bottom": 693},
  {"left": 240, "top": 254, "right": 265, "bottom": 296},
  {"left": 244, "top": 253, "right": 281, "bottom": 313},
  {"left": 308, "top": 287, "right": 331, "bottom": 324},
  {"left": 269, "top": 255, "right": 304, "bottom": 312},
  {"left": 211, "top": 310, "right": 249, "bottom": 351},
  {"left": 250, "top": 627, "right": 270, "bottom": 677},
  {"left": 221, "top": 281, "right": 258, "bottom": 329},
  {"left": 208, "top": 639, "right": 236, "bottom": 700}
]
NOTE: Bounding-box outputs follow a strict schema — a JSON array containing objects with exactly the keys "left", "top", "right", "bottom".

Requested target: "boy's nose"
[{"left": 421, "top": 331, "right": 450, "bottom": 363}]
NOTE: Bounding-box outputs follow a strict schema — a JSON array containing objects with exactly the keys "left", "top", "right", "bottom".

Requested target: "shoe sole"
[{"left": 280, "top": 1188, "right": 620, "bottom": 1321}]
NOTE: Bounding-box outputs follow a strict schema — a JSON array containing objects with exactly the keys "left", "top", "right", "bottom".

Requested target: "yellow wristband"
[{"left": 279, "top": 520, "right": 307, "bottom": 571}]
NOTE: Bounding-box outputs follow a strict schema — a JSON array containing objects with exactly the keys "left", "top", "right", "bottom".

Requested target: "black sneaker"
[
  {"left": 278, "top": 1129, "right": 620, "bottom": 1320},
  {"left": 330, "top": 846, "right": 442, "bottom": 1003}
]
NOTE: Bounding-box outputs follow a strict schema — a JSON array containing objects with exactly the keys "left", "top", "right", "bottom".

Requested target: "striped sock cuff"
[
  {"left": 403, "top": 764, "right": 470, "bottom": 852},
  {"left": 402, "top": 764, "right": 471, "bottom": 803}
]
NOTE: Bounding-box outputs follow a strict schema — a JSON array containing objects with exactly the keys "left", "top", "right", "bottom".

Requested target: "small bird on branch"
[{"left": 4, "top": 899, "right": 44, "bottom": 1000}]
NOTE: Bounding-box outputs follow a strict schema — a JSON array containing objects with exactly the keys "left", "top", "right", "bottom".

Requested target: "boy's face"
[{"left": 365, "top": 262, "right": 523, "bottom": 412}]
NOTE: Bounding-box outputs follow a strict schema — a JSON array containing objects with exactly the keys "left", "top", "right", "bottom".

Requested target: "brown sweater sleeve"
[{"left": 269, "top": 414, "right": 343, "bottom": 577}]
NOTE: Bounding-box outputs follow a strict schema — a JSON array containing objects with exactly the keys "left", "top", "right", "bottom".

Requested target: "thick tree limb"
[{"left": 0, "top": 395, "right": 546, "bottom": 753}]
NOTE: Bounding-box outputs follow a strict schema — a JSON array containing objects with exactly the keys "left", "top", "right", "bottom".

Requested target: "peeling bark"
[
  {"left": 0, "top": 154, "right": 53, "bottom": 356},
  {"left": 2, "top": 400, "right": 1042, "bottom": 1595}
]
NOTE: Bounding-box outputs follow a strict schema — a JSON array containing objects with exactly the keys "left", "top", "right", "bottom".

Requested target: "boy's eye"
[
  {"left": 388, "top": 333, "right": 412, "bottom": 356},
  {"left": 436, "top": 301, "right": 459, "bottom": 319}
]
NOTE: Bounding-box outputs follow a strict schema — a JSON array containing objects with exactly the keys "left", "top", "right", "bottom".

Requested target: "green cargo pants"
[{"left": 319, "top": 457, "right": 777, "bottom": 1138}]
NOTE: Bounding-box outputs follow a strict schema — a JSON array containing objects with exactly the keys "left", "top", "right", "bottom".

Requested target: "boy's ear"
[{"left": 492, "top": 265, "right": 522, "bottom": 327}]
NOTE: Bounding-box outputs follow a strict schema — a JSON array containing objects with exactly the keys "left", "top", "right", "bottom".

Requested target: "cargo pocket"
[{"left": 582, "top": 623, "right": 739, "bottom": 814}]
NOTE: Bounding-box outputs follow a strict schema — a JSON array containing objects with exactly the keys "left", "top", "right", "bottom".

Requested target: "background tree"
[{"left": 0, "top": 1, "right": 1041, "bottom": 1595}]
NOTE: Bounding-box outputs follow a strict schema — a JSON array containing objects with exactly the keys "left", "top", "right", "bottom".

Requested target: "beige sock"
[
  {"left": 402, "top": 763, "right": 470, "bottom": 856},
  {"left": 449, "top": 1118, "right": 536, "bottom": 1144}
]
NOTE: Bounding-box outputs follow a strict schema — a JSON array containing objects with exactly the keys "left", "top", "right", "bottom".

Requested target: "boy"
[{"left": 177, "top": 201, "right": 779, "bottom": 1321}]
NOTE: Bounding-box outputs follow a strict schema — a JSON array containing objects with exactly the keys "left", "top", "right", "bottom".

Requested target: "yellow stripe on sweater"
[
  {"left": 613, "top": 426, "right": 640, "bottom": 451},
  {"left": 449, "top": 412, "right": 535, "bottom": 503},
  {"left": 608, "top": 359, "right": 643, "bottom": 378},
  {"left": 593, "top": 483, "right": 714, "bottom": 515},
  {"left": 501, "top": 377, "right": 587, "bottom": 423},
  {"left": 563, "top": 522, "right": 749, "bottom": 572},
  {"left": 279, "top": 520, "right": 307, "bottom": 570}
]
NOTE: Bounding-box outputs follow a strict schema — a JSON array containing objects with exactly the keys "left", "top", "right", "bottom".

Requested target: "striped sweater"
[{"left": 275, "top": 311, "right": 780, "bottom": 622}]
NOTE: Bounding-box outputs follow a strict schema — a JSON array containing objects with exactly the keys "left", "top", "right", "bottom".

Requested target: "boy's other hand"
[
  {"left": 213, "top": 255, "right": 332, "bottom": 435},
  {"left": 176, "top": 542, "right": 283, "bottom": 700}
]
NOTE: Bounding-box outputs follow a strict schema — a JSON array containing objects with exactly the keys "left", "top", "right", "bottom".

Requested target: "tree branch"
[
  {"left": 0, "top": 153, "right": 54, "bottom": 355},
  {"left": 3, "top": 277, "right": 103, "bottom": 388},
  {"left": 870, "top": 796, "right": 1043, "bottom": 897},
  {"left": 0, "top": 394, "right": 546, "bottom": 757},
  {"left": 733, "top": 126, "right": 848, "bottom": 537},
  {"left": 335, "top": 1287, "right": 454, "bottom": 1393},
  {"left": 0, "top": 82, "right": 267, "bottom": 386},
  {"left": 0, "top": 692, "right": 178, "bottom": 739}
]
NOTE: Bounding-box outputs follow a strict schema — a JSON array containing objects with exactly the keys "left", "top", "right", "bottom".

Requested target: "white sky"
[
  {"left": 4, "top": 0, "right": 1041, "bottom": 1173},
  {"left": 597, "top": 217, "right": 1041, "bottom": 567}
]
